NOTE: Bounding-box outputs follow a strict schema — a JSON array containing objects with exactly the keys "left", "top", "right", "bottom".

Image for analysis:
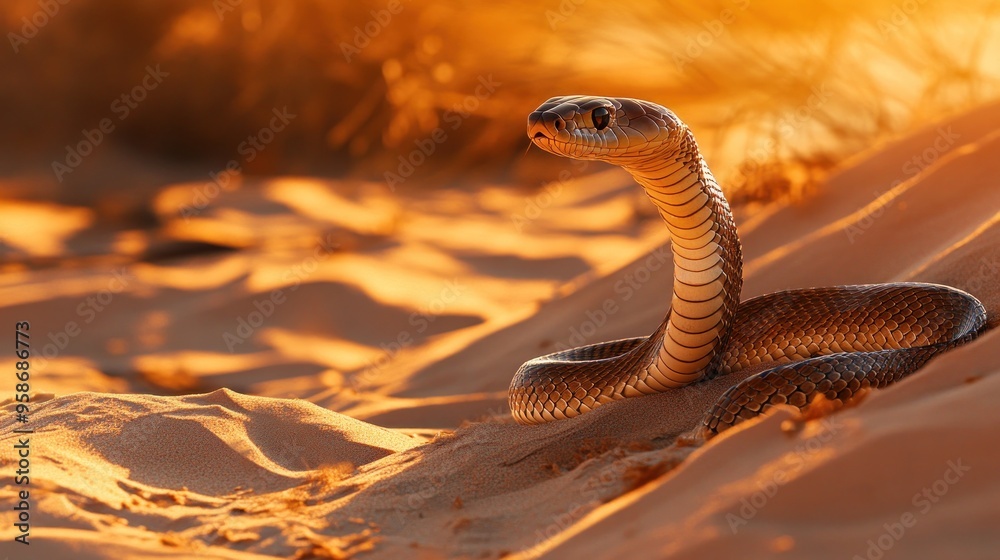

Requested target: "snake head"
[{"left": 527, "top": 96, "right": 685, "bottom": 162}]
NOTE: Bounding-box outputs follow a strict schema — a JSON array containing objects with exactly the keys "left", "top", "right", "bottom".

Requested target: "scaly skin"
[{"left": 508, "top": 95, "right": 987, "bottom": 434}]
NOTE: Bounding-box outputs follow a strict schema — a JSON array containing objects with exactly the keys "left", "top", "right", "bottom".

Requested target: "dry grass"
[{"left": 2, "top": 0, "right": 998, "bottom": 200}]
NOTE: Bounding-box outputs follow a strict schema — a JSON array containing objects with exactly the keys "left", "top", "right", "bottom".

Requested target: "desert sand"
[{"left": 1, "top": 97, "right": 999, "bottom": 559}]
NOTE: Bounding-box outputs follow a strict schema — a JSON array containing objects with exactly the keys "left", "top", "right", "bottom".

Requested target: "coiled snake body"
[{"left": 509, "top": 96, "right": 988, "bottom": 434}]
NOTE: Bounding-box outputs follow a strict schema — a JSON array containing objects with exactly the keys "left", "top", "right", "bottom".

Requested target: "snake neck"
[{"left": 622, "top": 127, "right": 743, "bottom": 390}]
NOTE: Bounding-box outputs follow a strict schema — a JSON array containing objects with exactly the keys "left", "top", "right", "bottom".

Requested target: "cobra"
[{"left": 509, "top": 95, "right": 988, "bottom": 434}]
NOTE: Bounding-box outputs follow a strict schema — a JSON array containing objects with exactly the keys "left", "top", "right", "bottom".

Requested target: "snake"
[{"left": 508, "top": 95, "right": 988, "bottom": 434}]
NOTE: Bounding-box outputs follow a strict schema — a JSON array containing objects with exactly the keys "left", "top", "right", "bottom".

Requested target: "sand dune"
[{"left": 1, "top": 101, "right": 999, "bottom": 558}]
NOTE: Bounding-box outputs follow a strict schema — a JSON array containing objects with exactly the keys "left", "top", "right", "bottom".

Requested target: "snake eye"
[{"left": 591, "top": 107, "right": 611, "bottom": 130}]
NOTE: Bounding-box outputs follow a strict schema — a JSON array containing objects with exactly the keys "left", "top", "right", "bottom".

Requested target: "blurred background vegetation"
[{"left": 2, "top": 0, "right": 998, "bottom": 208}]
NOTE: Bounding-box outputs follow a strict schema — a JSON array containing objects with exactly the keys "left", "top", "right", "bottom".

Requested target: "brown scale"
[{"left": 512, "top": 96, "right": 987, "bottom": 431}]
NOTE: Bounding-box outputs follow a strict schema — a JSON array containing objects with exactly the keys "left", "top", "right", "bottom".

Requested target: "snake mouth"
[{"left": 532, "top": 135, "right": 606, "bottom": 161}]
